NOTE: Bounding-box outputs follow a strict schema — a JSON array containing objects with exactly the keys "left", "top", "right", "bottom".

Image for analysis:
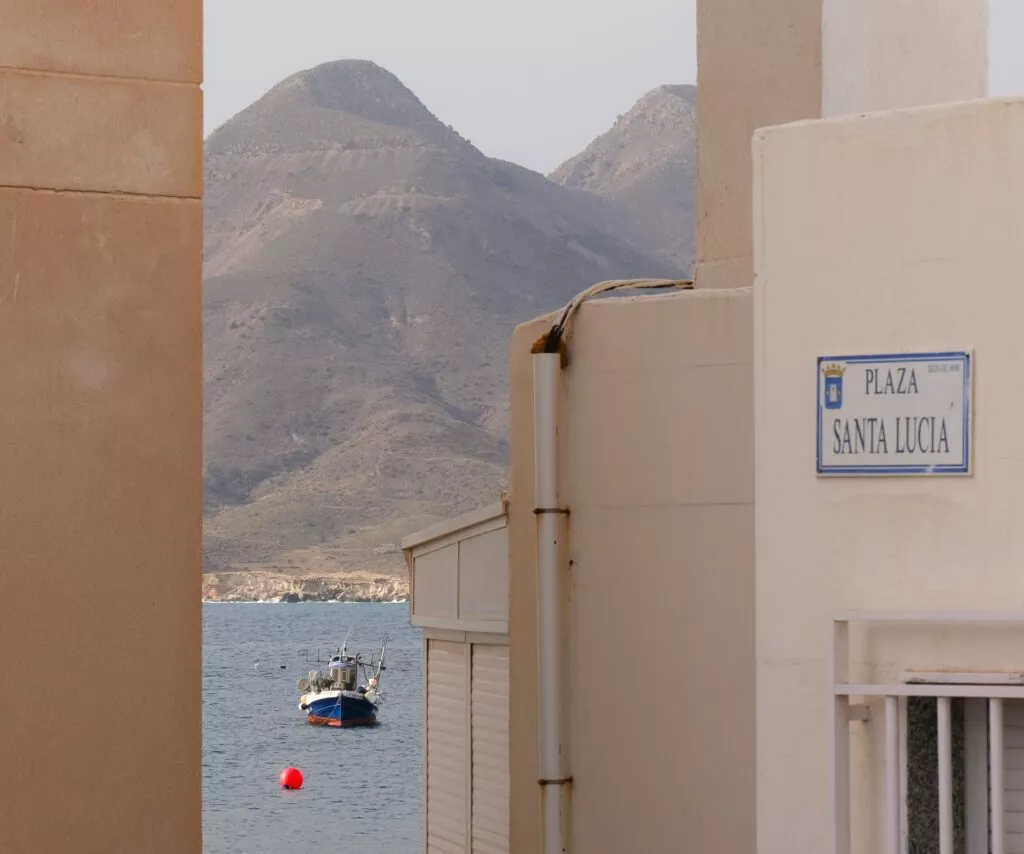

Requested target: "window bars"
[{"left": 831, "top": 612, "right": 1024, "bottom": 854}]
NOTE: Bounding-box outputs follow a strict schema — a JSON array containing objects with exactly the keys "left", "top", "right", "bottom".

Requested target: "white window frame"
[{"left": 831, "top": 612, "right": 1024, "bottom": 854}]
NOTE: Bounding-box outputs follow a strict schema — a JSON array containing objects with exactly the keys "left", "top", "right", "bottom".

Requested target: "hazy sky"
[{"left": 205, "top": 0, "right": 1024, "bottom": 175}]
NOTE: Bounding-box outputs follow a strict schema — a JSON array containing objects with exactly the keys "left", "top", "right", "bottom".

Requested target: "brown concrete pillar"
[
  {"left": 695, "top": 0, "right": 823, "bottom": 289},
  {"left": 0, "top": 2, "right": 203, "bottom": 852}
]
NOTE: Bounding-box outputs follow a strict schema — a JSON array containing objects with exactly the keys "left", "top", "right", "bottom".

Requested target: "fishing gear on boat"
[{"left": 294, "top": 630, "right": 390, "bottom": 728}]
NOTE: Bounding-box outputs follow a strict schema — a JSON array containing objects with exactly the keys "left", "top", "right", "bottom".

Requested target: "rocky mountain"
[
  {"left": 203, "top": 60, "right": 688, "bottom": 576},
  {"left": 550, "top": 85, "right": 697, "bottom": 272}
]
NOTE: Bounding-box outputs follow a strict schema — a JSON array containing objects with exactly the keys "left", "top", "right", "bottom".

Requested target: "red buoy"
[{"left": 280, "top": 767, "right": 304, "bottom": 790}]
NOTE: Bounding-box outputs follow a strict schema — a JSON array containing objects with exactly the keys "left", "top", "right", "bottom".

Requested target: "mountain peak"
[
  {"left": 278, "top": 60, "right": 434, "bottom": 125},
  {"left": 614, "top": 84, "right": 696, "bottom": 136},
  {"left": 549, "top": 84, "right": 697, "bottom": 271},
  {"left": 650, "top": 83, "right": 697, "bottom": 103},
  {"left": 206, "top": 58, "right": 472, "bottom": 157},
  {"left": 550, "top": 83, "right": 696, "bottom": 189}
]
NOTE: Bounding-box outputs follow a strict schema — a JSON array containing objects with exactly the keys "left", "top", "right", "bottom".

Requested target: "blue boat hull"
[{"left": 305, "top": 692, "right": 378, "bottom": 728}]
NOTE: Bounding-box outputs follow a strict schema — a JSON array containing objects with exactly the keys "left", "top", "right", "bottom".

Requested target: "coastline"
[{"left": 202, "top": 569, "right": 410, "bottom": 604}]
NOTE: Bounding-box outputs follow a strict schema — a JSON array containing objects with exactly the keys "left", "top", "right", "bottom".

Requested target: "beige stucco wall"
[
  {"left": 0, "top": 3, "right": 203, "bottom": 853},
  {"left": 695, "top": 0, "right": 821, "bottom": 290},
  {"left": 754, "top": 98, "right": 1024, "bottom": 854},
  {"left": 508, "top": 289, "right": 755, "bottom": 853},
  {"left": 822, "top": 0, "right": 988, "bottom": 118},
  {"left": 404, "top": 502, "right": 509, "bottom": 633}
]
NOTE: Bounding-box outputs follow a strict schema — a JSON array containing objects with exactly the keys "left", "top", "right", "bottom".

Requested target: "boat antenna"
[{"left": 340, "top": 625, "right": 354, "bottom": 658}]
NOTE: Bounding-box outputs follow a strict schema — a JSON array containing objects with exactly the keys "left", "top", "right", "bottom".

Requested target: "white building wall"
[
  {"left": 754, "top": 98, "right": 1024, "bottom": 854},
  {"left": 507, "top": 290, "right": 757, "bottom": 854},
  {"left": 406, "top": 503, "right": 508, "bottom": 635},
  {"left": 822, "top": 0, "right": 987, "bottom": 117}
]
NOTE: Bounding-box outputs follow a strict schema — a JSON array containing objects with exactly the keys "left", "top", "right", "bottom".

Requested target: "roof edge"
[{"left": 400, "top": 500, "right": 507, "bottom": 552}]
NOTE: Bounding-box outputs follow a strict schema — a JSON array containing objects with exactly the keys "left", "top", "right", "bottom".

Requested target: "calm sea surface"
[{"left": 203, "top": 603, "right": 423, "bottom": 854}]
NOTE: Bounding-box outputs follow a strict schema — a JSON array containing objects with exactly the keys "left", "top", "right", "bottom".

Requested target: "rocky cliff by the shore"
[{"left": 202, "top": 570, "right": 409, "bottom": 603}]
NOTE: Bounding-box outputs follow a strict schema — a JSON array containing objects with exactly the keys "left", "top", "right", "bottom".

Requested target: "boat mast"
[{"left": 374, "top": 634, "right": 388, "bottom": 682}]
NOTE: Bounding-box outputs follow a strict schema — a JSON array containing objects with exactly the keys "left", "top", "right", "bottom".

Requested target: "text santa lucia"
[
  {"left": 817, "top": 351, "right": 969, "bottom": 476},
  {"left": 828, "top": 365, "right": 951, "bottom": 456}
]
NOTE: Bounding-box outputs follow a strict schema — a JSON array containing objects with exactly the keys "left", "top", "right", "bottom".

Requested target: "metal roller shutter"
[
  {"left": 1005, "top": 700, "right": 1024, "bottom": 854},
  {"left": 427, "top": 640, "right": 469, "bottom": 854},
  {"left": 471, "top": 644, "right": 510, "bottom": 854}
]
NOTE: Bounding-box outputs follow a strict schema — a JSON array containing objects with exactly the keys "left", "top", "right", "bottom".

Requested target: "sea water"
[{"left": 203, "top": 602, "right": 422, "bottom": 853}]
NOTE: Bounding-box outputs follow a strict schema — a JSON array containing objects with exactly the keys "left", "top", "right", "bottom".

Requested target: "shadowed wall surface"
[{"left": 0, "top": 2, "right": 203, "bottom": 851}]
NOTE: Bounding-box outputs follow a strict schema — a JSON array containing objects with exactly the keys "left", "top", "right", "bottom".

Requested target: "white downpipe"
[{"left": 534, "top": 351, "right": 569, "bottom": 854}]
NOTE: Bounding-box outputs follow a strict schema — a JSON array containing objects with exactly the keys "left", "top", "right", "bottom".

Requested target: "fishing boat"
[{"left": 296, "top": 631, "right": 388, "bottom": 728}]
